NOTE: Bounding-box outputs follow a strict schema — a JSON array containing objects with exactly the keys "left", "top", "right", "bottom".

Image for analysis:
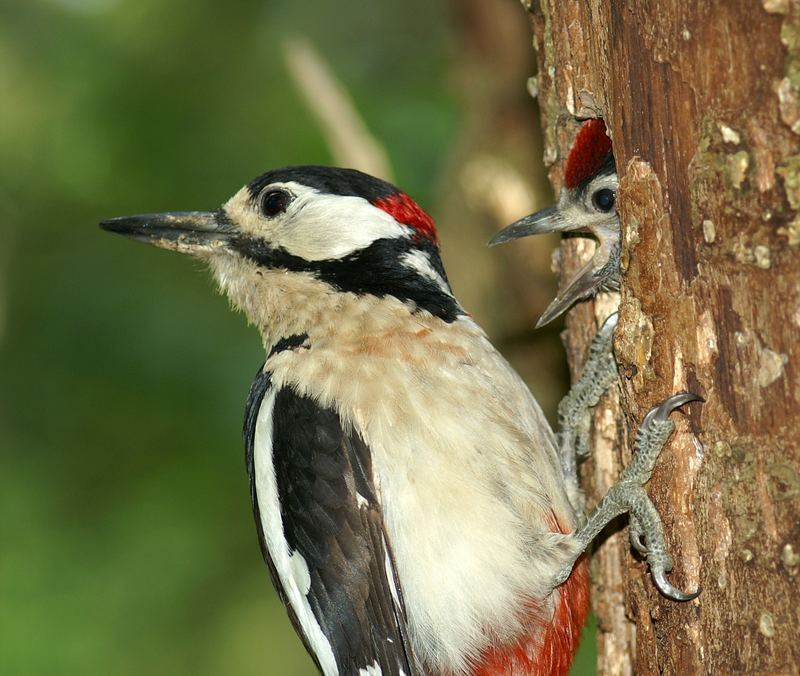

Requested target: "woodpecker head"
[
  {"left": 490, "top": 119, "right": 619, "bottom": 327},
  {"left": 101, "top": 166, "right": 460, "bottom": 345}
]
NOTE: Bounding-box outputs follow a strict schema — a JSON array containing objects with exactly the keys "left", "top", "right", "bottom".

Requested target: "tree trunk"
[{"left": 523, "top": 1, "right": 800, "bottom": 673}]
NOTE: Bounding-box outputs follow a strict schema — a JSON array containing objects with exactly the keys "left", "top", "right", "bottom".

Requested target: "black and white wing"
[{"left": 244, "top": 364, "right": 418, "bottom": 676}]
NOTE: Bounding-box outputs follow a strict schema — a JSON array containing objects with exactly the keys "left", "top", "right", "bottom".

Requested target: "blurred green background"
[{"left": 0, "top": 0, "right": 595, "bottom": 673}]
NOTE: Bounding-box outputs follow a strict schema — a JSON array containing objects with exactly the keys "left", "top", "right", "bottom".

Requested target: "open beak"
[
  {"left": 488, "top": 206, "right": 575, "bottom": 247},
  {"left": 535, "top": 258, "right": 606, "bottom": 327},
  {"left": 489, "top": 204, "right": 621, "bottom": 328},
  {"left": 100, "top": 210, "right": 235, "bottom": 254}
]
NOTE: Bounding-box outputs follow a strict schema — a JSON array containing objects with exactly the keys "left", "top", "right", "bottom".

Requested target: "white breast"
[{"left": 266, "top": 311, "right": 580, "bottom": 674}]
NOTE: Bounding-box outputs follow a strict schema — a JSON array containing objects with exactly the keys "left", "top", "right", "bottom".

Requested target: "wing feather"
[{"left": 244, "top": 359, "right": 418, "bottom": 676}]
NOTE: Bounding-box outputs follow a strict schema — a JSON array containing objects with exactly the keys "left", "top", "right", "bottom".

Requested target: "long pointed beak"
[
  {"left": 100, "top": 211, "right": 235, "bottom": 254},
  {"left": 535, "top": 259, "right": 603, "bottom": 328},
  {"left": 534, "top": 238, "right": 620, "bottom": 327},
  {"left": 488, "top": 206, "right": 570, "bottom": 246}
]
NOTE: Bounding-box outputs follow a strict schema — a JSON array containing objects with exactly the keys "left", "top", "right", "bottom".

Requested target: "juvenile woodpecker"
[
  {"left": 490, "top": 119, "right": 619, "bottom": 327},
  {"left": 101, "top": 166, "right": 697, "bottom": 676}
]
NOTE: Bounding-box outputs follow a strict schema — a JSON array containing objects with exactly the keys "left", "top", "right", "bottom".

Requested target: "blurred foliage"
[{"left": 0, "top": 0, "right": 594, "bottom": 674}]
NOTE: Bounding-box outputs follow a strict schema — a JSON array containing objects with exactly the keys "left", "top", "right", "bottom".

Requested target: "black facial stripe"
[
  {"left": 246, "top": 166, "right": 400, "bottom": 204},
  {"left": 423, "top": 243, "right": 452, "bottom": 289},
  {"left": 232, "top": 236, "right": 463, "bottom": 323}
]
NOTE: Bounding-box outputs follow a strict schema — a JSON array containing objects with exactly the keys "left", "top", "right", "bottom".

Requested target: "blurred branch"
[
  {"left": 282, "top": 37, "right": 394, "bottom": 181},
  {"left": 460, "top": 154, "right": 536, "bottom": 226}
]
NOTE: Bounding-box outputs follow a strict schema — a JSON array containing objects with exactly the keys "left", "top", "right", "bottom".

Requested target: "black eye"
[
  {"left": 260, "top": 189, "right": 291, "bottom": 217},
  {"left": 591, "top": 188, "right": 615, "bottom": 212}
]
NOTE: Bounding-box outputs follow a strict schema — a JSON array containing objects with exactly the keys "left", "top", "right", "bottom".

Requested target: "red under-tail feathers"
[{"left": 471, "top": 517, "right": 590, "bottom": 676}]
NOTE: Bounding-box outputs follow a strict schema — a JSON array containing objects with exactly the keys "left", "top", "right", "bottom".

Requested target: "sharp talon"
[
  {"left": 643, "top": 392, "right": 704, "bottom": 426},
  {"left": 653, "top": 568, "right": 701, "bottom": 602}
]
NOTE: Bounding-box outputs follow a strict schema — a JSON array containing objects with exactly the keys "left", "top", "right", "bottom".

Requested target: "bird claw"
[
  {"left": 631, "top": 394, "right": 703, "bottom": 601},
  {"left": 652, "top": 566, "right": 701, "bottom": 602},
  {"left": 642, "top": 392, "right": 704, "bottom": 429},
  {"left": 567, "top": 391, "right": 703, "bottom": 602}
]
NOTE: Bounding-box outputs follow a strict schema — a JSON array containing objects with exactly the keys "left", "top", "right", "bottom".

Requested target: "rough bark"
[{"left": 523, "top": 0, "right": 800, "bottom": 673}]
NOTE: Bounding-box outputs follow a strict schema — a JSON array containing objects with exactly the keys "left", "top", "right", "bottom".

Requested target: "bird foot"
[
  {"left": 556, "top": 312, "right": 619, "bottom": 515},
  {"left": 555, "top": 392, "right": 702, "bottom": 601}
]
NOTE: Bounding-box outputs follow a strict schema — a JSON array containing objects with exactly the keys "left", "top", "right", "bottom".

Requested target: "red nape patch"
[
  {"left": 372, "top": 192, "right": 439, "bottom": 245},
  {"left": 564, "top": 118, "right": 613, "bottom": 189},
  {"left": 472, "top": 516, "right": 590, "bottom": 676}
]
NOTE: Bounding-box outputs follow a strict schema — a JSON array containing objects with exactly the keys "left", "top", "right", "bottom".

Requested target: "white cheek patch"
[
  {"left": 275, "top": 188, "right": 411, "bottom": 261},
  {"left": 225, "top": 181, "right": 412, "bottom": 261},
  {"left": 254, "top": 387, "right": 339, "bottom": 676}
]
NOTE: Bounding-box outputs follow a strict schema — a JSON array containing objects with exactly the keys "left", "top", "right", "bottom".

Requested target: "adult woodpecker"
[
  {"left": 490, "top": 119, "right": 619, "bottom": 327},
  {"left": 101, "top": 165, "right": 697, "bottom": 676}
]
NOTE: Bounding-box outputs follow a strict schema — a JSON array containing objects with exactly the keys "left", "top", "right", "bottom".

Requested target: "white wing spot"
[{"left": 289, "top": 550, "right": 311, "bottom": 596}]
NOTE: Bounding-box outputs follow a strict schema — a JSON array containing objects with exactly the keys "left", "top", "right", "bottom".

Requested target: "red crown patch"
[
  {"left": 563, "top": 119, "right": 613, "bottom": 189},
  {"left": 373, "top": 192, "right": 439, "bottom": 245}
]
